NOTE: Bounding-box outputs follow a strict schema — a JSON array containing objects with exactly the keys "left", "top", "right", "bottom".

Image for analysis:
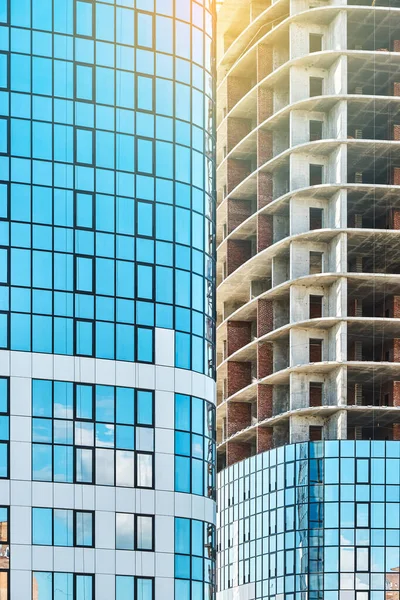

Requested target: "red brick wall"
[
  {"left": 347, "top": 386, "right": 355, "bottom": 406},
  {"left": 309, "top": 297, "right": 322, "bottom": 319},
  {"left": 257, "top": 87, "right": 273, "bottom": 124},
  {"left": 309, "top": 384, "right": 322, "bottom": 407},
  {"left": 227, "top": 76, "right": 252, "bottom": 112},
  {"left": 227, "top": 361, "right": 252, "bottom": 396},
  {"left": 257, "top": 44, "right": 273, "bottom": 82},
  {"left": 394, "top": 40, "right": 400, "bottom": 52},
  {"left": 226, "top": 239, "right": 252, "bottom": 275},
  {"left": 257, "top": 172, "right": 273, "bottom": 209},
  {"left": 258, "top": 343, "right": 273, "bottom": 379},
  {"left": 391, "top": 209, "right": 400, "bottom": 230},
  {"left": 394, "top": 125, "right": 400, "bottom": 141},
  {"left": 310, "top": 341, "right": 322, "bottom": 362},
  {"left": 227, "top": 117, "right": 252, "bottom": 152},
  {"left": 257, "top": 426, "right": 273, "bottom": 453},
  {"left": 394, "top": 382, "right": 400, "bottom": 407},
  {"left": 393, "top": 424, "right": 400, "bottom": 440},
  {"left": 394, "top": 83, "right": 400, "bottom": 97},
  {"left": 394, "top": 296, "right": 400, "bottom": 317},
  {"left": 257, "top": 214, "right": 273, "bottom": 252},
  {"left": 257, "top": 384, "right": 273, "bottom": 420},
  {"left": 227, "top": 401, "right": 251, "bottom": 437},
  {"left": 394, "top": 339, "right": 400, "bottom": 362},
  {"left": 226, "top": 440, "right": 251, "bottom": 466},
  {"left": 382, "top": 381, "right": 395, "bottom": 406},
  {"left": 227, "top": 158, "right": 251, "bottom": 194},
  {"left": 348, "top": 298, "right": 362, "bottom": 317},
  {"left": 392, "top": 167, "right": 400, "bottom": 184},
  {"left": 257, "top": 299, "right": 273, "bottom": 337},
  {"left": 227, "top": 321, "right": 252, "bottom": 356},
  {"left": 227, "top": 199, "right": 253, "bottom": 234},
  {"left": 257, "top": 130, "right": 273, "bottom": 167}
]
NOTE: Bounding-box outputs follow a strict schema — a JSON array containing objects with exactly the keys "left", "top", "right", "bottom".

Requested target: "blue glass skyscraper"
[{"left": 0, "top": 0, "right": 216, "bottom": 598}]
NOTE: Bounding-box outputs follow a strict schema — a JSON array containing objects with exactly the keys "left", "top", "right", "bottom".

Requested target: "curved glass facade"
[
  {"left": 218, "top": 441, "right": 400, "bottom": 600},
  {"left": 0, "top": 0, "right": 216, "bottom": 377},
  {"left": 0, "top": 1, "right": 216, "bottom": 599}
]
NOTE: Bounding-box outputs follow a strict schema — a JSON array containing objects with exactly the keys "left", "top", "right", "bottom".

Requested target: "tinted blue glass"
[{"left": 4, "top": 0, "right": 215, "bottom": 381}]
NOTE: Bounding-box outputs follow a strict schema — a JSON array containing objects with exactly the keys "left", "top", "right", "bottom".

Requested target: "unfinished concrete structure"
[{"left": 216, "top": 0, "right": 400, "bottom": 470}]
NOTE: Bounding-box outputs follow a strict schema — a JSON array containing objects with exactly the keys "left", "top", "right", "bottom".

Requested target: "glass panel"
[
  {"left": 137, "top": 516, "right": 153, "bottom": 551},
  {"left": 116, "top": 513, "right": 134, "bottom": 550},
  {"left": 137, "top": 453, "right": 153, "bottom": 488},
  {"left": 76, "top": 512, "right": 93, "bottom": 547}
]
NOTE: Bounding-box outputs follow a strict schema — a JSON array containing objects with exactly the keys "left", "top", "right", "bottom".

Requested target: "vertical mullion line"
[{"left": 113, "top": 0, "right": 117, "bottom": 583}]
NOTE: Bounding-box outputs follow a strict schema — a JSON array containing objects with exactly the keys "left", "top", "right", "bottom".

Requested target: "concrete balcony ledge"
[
  {"left": 218, "top": 138, "right": 400, "bottom": 201},
  {"left": 217, "top": 359, "right": 400, "bottom": 406},
  {"left": 218, "top": 271, "right": 400, "bottom": 324},
  {"left": 217, "top": 404, "right": 400, "bottom": 449},
  {"left": 217, "top": 315, "right": 400, "bottom": 367},
  {"left": 218, "top": 2, "right": 400, "bottom": 81},
  {"left": 217, "top": 94, "right": 400, "bottom": 168},
  {"left": 219, "top": 47, "right": 400, "bottom": 126}
]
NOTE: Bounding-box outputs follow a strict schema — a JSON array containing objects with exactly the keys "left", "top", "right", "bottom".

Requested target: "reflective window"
[
  {"left": 32, "top": 573, "right": 93, "bottom": 600},
  {"left": 175, "top": 517, "right": 216, "bottom": 600},
  {"left": 0, "top": 0, "right": 216, "bottom": 377},
  {"left": 0, "top": 506, "right": 9, "bottom": 600},
  {"left": 175, "top": 393, "right": 215, "bottom": 499},
  {"left": 217, "top": 441, "right": 400, "bottom": 598},
  {"left": 0, "top": 379, "right": 9, "bottom": 479},
  {"left": 32, "top": 380, "right": 154, "bottom": 488},
  {"left": 32, "top": 508, "right": 93, "bottom": 547},
  {"left": 115, "top": 513, "right": 153, "bottom": 551},
  {"left": 116, "top": 576, "right": 154, "bottom": 600}
]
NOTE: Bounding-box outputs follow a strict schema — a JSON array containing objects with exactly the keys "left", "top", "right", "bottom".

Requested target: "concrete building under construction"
[{"left": 216, "top": 0, "right": 400, "bottom": 598}]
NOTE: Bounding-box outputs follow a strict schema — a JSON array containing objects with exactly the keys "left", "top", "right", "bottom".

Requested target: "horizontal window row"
[
  {"left": 2, "top": 124, "right": 209, "bottom": 180},
  {"left": 0, "top": 291, "right": 212, "bottom": 340},
  {"left": 3, "top": 2, "right": 212, "bottom": 57},
  {"left": 0, "top": 313, "right": 214, "bottom": 374},
  {"left": 1, "top": 60, "right": 210, "bottom": 122},
  {"left": 0, "top": 157, "right": 212, "bottom": 199},
  {"left": 32, "top": 380, "right": 154, "bottom": 487},
  {"left": 33, "top": 508, "right": 93, "bottom": 547},
  {"left": 33, "top": 572, "right": 153, "bottom": 600},
  {"left": 32, "top": 508, "right": 153, "bottom": 551},
  {"left": 1, "top": 24, "right": 212, "bottom": 74},
  {"left": 0, "top": 158, "right": 214, "bottom": 203},
  {"left": 32, "top": 444, "right": 153, "bottom": 487},
  {"left": 0, "top": 159, "right": 214, "bottom": 202},
  {"left": 33, "top": 381, "right": 154, "bottom": 425},
  {"left": 0, "top": 183, "right": 213, "bottom": 232},
  {"left": 0, "top": 313, "right": 154, "bottom": 362}
]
